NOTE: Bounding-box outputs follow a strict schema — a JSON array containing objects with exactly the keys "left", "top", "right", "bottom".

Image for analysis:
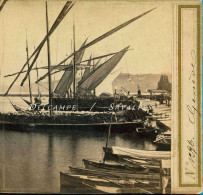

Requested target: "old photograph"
[{"left": 0, "top": 0, "right": 201, "bottom": 194}]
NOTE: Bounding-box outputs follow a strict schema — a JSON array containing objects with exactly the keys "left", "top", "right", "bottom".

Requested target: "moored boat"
[
  {"left": 111, "top": 146, "right": 170, "bottom": 159},
  {"left": 3, "top": 1, "right": 156, "bottom": 134},
  {"left": 0, "top": 112, "right": 143, "bottom": 132},
  {"left": 82, "top": 159, "right": 145, "bottom": 172},
  {"left": 60, "top": 172, "right": 158, "bottom": 193},
  {"left": 69, "top": 166, "right": 160, "bottom": 180},
  {"left": 60, "top": 172, "right": 111, "bottom": 193}
]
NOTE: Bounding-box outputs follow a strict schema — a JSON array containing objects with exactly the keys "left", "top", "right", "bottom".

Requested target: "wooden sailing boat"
[{"left": 1, "top": 1, "right": 157, "bottom": 131}]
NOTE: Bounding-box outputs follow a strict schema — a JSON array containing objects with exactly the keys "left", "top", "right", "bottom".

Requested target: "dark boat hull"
[
  {"left": 82, "top": 159, "right": 146, "bottom": 173},
  {"left": 0, "top": 121, "right": 143, "bottom": 133}
]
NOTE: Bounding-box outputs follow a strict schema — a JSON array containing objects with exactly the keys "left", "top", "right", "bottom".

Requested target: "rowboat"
[
  {"left": 82, "top": 159, "right": 145, "bottom": 172},
  {"left": 60, "top": 172, "right": 112, "bottom": 193},
  {"left": 69, "top": 166, "right": 160, "bottom": 180},
  {"left": 120, "top": 157, "right": 160, "bottom": 170},
  {"left": 111, "top": 146, "right": 171, "bottom": 159},
  {"left": 60, "top": 172, "right": 157, "bottom": 192}
]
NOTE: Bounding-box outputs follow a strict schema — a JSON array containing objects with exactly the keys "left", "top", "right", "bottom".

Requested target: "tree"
[{"left": 157, "top": 75, "right": 171, "bottom": 92}]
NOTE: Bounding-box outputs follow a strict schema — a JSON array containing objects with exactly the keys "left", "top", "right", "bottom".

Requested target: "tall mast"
[
  {"left": 46, "top": 1, "right": 53, "bottom": 116},
  {"left": 34, "top": 46, "right": 40, "bottom": 99},
  {"left": 73, "top": 20, "right": 76, "bottom": 99},
  {"left": 26, "top": 33, "right": 32, "bottom": 104}
]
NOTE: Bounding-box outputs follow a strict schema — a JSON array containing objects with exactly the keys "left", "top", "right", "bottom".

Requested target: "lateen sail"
[
  {"left": 35, "top": 8, "right": 156, "bottom": 84},
  {"left": 54, "top": 39, "right": 87, "bottom": 97},
  {"left": 77, "top": 46, "right": 129, "bottom": 95},
  {"left": 82, "top": 55, "right": 92, "bottom": 79}
]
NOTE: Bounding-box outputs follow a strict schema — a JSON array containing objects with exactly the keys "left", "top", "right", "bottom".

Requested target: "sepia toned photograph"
[{"left": 0, "top": 0, "right": 201, "bottom": 194}]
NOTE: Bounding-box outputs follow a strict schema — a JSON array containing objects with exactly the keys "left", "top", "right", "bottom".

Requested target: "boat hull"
[
  {"left": 69, "top": 166, "right": 160, "bottom": 180},
  {"left": 82, "top": 159, "right": 146, "bottom": 173},
  {"left": 111, "top": 146, "right": 171, "bottom": 159},
  {"left": 0, "top": 121, "right": 143, "bottom": 133},
  {"left": 60, "top": 172, "right": 157, "bottom": 193},
  {"left": 60, "top": 172, "right": 108, "bottom": 193}
]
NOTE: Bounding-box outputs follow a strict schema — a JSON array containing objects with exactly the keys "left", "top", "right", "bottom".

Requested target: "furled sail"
[
  {"left": 54, "top": 39, "right": 87, "bottom": 97},
  {"left": 77, "top": 46, "right": 129, "bottom": 95}
]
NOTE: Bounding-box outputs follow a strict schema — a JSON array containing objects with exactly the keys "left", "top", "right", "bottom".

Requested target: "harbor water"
[{"left": 0, "top": 97, "right": 157, "bottom": 193}]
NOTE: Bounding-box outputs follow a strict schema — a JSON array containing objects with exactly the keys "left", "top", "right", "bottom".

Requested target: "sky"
[{"left": 0, "top": 0, "right": 173, "bottom": 94}]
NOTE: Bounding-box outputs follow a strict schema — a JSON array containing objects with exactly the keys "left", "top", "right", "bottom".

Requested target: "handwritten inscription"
[
  {"left": 185, "top": 50, "right": 198, "bottom": 179},
  {"left": 185, "top": 138, "right": 196, "bottom": 180}
]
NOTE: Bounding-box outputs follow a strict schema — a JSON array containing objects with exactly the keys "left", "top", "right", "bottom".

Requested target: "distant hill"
[
  {"left": 1, "top": 73, "right": 172, "bottom": 96},
  {"left": 112, "top": 73, "right": 172, "bottom": 94}
]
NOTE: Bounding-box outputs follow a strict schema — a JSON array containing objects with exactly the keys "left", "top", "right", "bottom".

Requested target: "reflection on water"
[
  {"left": 0, "top": 97, "right": 157, "bottom": 193},
  {"left": 0, "top": 127, "right": 157, "bottom": 193}
]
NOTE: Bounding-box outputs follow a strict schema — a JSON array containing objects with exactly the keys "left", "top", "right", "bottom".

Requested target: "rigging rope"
[
  {"left": 7, "top": 97, "right": 28, "bottom": 108},
  {"left": 38, "top": 83, "right": 49, "bottom": 91}
]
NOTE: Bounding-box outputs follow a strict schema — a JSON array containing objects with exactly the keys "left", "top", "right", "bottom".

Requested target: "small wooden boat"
[
  {"left": 60, "top": 172, "right": 156, "bottom": 192},
  {"left": 120, "top": 156, "right": 160, "bottom": 165},
  {"left": 60, "top": 172, "right": 111, "bottom": 193},
  {"left": 111, "top": 146, "right": 170, "bottom": 159},
  {"left": 116, "top": 157, "right": 160, "bottom": 173},
  {"left": 82, "top": 159, "right": 145, "bottom": 172},
  {"left": 121, "top": 157, "right": 159, "bottom": 167},
  {"left": 69, "top": 166, "right": 160, "bottom": 180}
]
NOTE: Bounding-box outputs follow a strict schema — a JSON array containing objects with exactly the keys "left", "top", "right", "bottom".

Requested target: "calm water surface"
[{"left": 0, "top": 97, "right": 157, "bottom": 193}]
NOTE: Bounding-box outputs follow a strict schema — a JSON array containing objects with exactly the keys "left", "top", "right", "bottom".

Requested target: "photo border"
[{"left": 178, "top": 4, "right": 201, "bottom": 187}]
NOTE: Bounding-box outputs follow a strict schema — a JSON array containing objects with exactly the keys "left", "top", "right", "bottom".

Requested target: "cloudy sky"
[{"left": 0, "top": 0, "right": 173, "bottom": 94}]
